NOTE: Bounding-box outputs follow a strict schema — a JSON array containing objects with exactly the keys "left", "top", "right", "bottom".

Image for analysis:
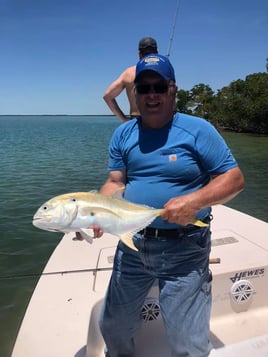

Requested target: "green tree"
[
  {"left": 215, "top": 73, "right": 268, "bottom": 133},
  {"left": 175, "top": 71, "right": 268, "bottom": 134},
  {"left": 243, "top": 73, "right": 268, "bottom": 133},
  {"left": 189, "top": 84, "right": 214, "bottom": 119},
  {"left": 176, "top": 89, "right": 192, "bottom": 114},
  {"left": 176, "top": 84, "right": 214, "bottom": 119}
]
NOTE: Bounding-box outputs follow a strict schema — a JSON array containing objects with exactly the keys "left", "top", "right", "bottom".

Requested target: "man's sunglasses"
[{"left": 136, "top": 83, "right": 171, "bottom": 95}]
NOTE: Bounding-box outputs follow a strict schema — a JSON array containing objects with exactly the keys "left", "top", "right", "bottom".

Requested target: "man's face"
[{"left": 135, "top": 72, "right": 176, "bottom": 121}]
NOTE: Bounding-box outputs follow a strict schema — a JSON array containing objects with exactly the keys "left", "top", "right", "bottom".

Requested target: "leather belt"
[
  {"left": 139, "top": 217, "right": 210, "bottom": 240},
  {"left": 139, "top": 227, "right": 197, "bottom": 240}
]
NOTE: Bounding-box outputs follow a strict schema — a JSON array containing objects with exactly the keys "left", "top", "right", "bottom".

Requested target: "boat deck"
[{"left": 11, "top": 205, "right": 268, "bottom": 357}]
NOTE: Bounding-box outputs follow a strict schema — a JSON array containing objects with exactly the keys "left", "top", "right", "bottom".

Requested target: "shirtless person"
[{"left": 103, "top": 37, "right": 158, "bottom": 122}]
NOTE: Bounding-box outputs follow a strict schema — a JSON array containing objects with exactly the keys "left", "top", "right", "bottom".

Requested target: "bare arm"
[
  {"left": 103, "top": 67, "right": 135, "bottom": 122},
  {"left": 161, "top": 167, "right": 245, "bottom": 225},
  {"left": 99, "top": 170, "right": 127, "bottom": 195},
  {"left": 103, "top": 79, "right": 129, "bottom": 122}
]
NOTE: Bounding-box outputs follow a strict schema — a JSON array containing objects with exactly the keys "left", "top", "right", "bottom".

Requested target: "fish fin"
[
  {"left": 119, "top": 232, "right": 138, "bottom": 251},
  {"left": 80, "top": 228, "right": 94, "bottom": 244},
  {"left": 111, "top": 186, "right": 126, "bottom": 200},
  {"left": 193, "top": 219, "right": 208, "bottom": 227}
]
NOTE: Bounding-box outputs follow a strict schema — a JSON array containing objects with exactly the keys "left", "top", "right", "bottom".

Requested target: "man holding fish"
[
  {"left": 33, "top": 54, "right": 244, "bottom": 356},
  {"left": 96, "top": 54, "right": 244, "bottom": 357}
]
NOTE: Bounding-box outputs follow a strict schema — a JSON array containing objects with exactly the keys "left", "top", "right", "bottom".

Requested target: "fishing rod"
[
  {"left": 166, "top": 0, "right": 180, "bottom": 58},
  {"left": 0, "top": 267, "right": 113, "bottom": 280},
  {"left": 0, "top": 258, "right": 220, "bottom": 280}
]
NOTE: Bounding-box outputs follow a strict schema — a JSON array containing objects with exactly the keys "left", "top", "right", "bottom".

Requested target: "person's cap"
[
  {"left": 135, "top": 54, "right": 176, "bottom": 82},
  {"left": 138, "top": 37, "right": 157, "bottom": 50}
]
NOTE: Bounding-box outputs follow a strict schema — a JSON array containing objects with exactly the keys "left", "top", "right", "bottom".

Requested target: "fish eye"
[
  {"left": 43, "top": 206, "right": 47, "bottom": 210},
  {"left": 90, "top": 212, "right": 94, "bottom": 216},
  {"left": 72, "top": 198, "right": 76, "bottom": 202}
]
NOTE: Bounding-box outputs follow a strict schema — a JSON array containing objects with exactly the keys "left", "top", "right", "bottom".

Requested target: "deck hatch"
[{"left": 211, "top": 236, "right": 238, "bottom": 246}]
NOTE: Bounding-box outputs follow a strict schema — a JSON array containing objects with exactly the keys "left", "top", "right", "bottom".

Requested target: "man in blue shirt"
[{"left": 96, "top": 54, "right": 244, "bottom": 356}]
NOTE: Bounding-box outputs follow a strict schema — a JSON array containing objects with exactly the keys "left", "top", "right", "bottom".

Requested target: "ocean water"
[
  {"left": 0, "top": 115, "right": 267, "bottom": 357},
  {"left": 0, "top": 115, "right": 119, "bottom": 357}
]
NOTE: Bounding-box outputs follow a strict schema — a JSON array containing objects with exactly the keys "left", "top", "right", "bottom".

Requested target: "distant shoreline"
[{"left": 0, "top": 114, "right": 116, "bottom": 117}]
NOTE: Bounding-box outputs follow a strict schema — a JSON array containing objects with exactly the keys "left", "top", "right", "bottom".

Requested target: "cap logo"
[
  {"left": 135, "top": 54, "right": 175, "bottom": 82},
  {"left": 144, "top": 57, "right": 160, "bottom": 64}
]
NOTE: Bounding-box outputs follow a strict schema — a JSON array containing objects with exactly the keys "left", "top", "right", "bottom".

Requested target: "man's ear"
[{"left": 170, "top": 85, "right": 178, "bottom": 96}]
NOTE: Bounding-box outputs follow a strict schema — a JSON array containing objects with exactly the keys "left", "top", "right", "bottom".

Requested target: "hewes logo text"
[{"left": 230, "top": 268, "right": 265, "bottom": 283}]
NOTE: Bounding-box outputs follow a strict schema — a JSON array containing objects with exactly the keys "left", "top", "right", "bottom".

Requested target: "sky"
[{"left": 0, "top": 0, "right": 267, "bottom": 115}]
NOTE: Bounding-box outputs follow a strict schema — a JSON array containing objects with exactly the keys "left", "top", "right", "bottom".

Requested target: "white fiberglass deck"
[{"left": 11, "top": 205, "right": 268, "bottom": 357}]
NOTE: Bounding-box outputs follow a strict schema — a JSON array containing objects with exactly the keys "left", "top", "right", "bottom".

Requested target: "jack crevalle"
[{"left": 32, "top": 191, "right": 207, "bottom": 251}]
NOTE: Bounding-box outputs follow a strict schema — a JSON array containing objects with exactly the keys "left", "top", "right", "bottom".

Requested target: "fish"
[{"left": 32, "top": 191, "right": 208, "bottom": 251}]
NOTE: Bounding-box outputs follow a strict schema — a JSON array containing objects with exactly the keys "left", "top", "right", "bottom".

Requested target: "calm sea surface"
[{"left": 0, "top": 115, "right": 267, "bottom": 357}]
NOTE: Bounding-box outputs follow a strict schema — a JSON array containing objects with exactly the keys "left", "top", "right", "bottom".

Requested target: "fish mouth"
[
  {"left": 32, "top": 218, "right": 60, "bottom": 232},
  {"left": 32, "top": 216, "right": 51, "bottom": 227},
  {"left": 33, "top": 215, "right": 52, "bottom": 221},
  {"left": 32, "top": 217, "right": 43, "bottom": 227}
]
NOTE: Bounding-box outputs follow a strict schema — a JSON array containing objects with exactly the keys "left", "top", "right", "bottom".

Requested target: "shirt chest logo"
[{"left": 168, "top": 154, "right": 177, "bottom": 162}]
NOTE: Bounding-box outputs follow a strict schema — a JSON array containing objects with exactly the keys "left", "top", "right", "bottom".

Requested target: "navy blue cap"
[
  {"left": 138, "top": 37, "right": 157, "bottom": 50},
  {"left": 135, "top": 54, "right": 176, "bottom": 82}
]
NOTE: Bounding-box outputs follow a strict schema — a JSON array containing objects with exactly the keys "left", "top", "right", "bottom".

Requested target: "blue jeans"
[{"left": 99, "top": 227, "right": 212, "bottom": 357}]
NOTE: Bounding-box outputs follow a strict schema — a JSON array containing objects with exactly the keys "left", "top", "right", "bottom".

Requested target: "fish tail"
[
  {"left": 119, "top": 232, "right": 138, "bottom": 251},
  {"left": 155, "top": 209, "right": 164, "bottom": 216},
  {"left": 193, "top": 219, "right": 208, "bottom": 227}
]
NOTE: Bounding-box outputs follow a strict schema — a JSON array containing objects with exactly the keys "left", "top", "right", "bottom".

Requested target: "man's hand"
[
  {"left": 162, "top": 168, "right": 245, "bottom": 226},
  {"left": 75, "top": 225, "right": 104, "bottom": 241},
  {"left": 90, "top": 225, "right": 104, "bottom": 238},
  {"left": 161, "top": 195, "right": 199, "bottom": 226}
]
